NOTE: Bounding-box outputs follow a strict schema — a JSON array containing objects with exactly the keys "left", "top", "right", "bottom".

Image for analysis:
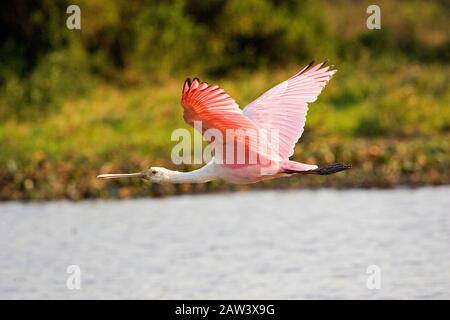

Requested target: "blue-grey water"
[{"left": 0, "top": 187, "right": 449, "bottom": 299}]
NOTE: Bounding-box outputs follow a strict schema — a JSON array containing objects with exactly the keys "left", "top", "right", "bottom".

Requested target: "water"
[{"left": 0, "top": 187, "right": 449, "bottom": 299}]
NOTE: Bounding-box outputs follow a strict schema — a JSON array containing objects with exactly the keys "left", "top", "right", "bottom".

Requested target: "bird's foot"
[{"left": 309, "top": 163, "right": 352, "bottom": 175}]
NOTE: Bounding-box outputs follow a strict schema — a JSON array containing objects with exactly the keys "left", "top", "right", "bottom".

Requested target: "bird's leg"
[{"left": 305, "top": 163, "right": 352, "bottom": 175}]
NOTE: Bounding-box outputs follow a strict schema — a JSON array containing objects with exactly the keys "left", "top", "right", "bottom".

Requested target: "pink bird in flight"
[{"left": 98, "top": 61, "right": 351, "bottom": 184}]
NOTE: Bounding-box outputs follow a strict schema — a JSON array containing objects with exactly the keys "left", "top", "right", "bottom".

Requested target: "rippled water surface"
[{"left": 1, "top": 187, "right": 449, "bottom": 299}]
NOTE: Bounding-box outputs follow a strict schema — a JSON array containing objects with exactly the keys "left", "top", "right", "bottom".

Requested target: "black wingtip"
[
  {"left": 183, "top": 78, "right": 192, "bottom": 93},
  {"left": 297, "top": 60, "right": 315, "bottom": 76},
  {"left": 193, "top": 77, "right": 210, "bottom": 90},
  {"left": 305, "top": 60, "right": 315, "bottom": 70}
]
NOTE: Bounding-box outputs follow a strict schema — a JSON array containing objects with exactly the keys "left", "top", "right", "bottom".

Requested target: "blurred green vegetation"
[{"left": 0, "top": 0, "right": 449, "bottom": 200}]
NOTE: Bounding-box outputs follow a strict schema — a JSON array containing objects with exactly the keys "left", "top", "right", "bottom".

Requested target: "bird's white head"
[{"left": 146, "top": 167, "right": 174, "bottom": 183}]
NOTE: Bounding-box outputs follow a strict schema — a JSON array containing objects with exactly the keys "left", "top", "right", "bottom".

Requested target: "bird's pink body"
[{"left": 213, "top": 163, "right": 283, "bottom": 184}]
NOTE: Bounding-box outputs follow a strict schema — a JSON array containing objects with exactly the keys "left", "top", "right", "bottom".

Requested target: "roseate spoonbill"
[{"left": 97, "top": 61, "right": 351, "bottom": 184}]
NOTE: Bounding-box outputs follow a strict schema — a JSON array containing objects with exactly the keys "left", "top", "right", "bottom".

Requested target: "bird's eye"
[{"left": 151, "top": 170, "right": 157, "bottom": 174}]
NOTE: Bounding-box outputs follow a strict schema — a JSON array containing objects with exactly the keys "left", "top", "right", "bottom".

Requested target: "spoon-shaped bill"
[{"left": 97, "top": 172, "right": 145, "bottom": 179}]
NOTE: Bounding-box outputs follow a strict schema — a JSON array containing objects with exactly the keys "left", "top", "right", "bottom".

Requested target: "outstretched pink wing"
[
  {"left": 243, "top": 61, "right": 336, "bottom": 160},
  {"left": 181, "top": 78, "right": 256, "bottom": 133},
  {"left": 181, "top": 78, "right": 275, "bottom": 165}
]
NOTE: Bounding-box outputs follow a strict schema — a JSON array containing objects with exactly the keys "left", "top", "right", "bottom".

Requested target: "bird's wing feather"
[
  {"left": 181, "top": 78, "right": 274, "bottom": 165},
  {"left": 242, "top": 61, "right": 336, "bottom": 160},
  {"left": 181, "top": 78, "right": 256, "bottom": 133}
]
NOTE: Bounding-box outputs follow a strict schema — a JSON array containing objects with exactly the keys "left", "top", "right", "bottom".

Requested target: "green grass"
[{"left": 1, "top": 60, "right": 449, "bottom": 200}]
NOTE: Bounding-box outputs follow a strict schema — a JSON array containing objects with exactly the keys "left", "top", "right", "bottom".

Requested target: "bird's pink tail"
[{"left": 280, "top": 161, "right": 318, "bottom": 174}]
